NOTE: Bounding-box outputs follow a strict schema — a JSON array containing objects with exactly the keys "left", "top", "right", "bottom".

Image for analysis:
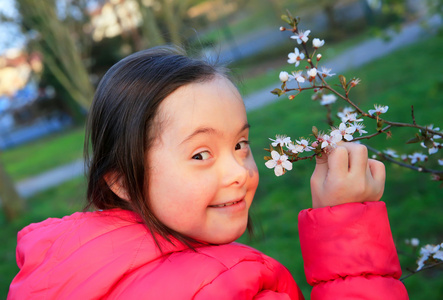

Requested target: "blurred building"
[
  {"left": 0, "top": 49, "right": 71, "bottom": 150},
  {"left": 90, "top": 0, "right": 142, "bottom": 42}
]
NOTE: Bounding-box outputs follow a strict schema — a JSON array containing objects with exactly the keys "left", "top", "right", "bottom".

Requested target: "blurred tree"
[
  {"left": 0, "top": 159, "right": 26, "bottom": 222},
  {"left": 140, "top": 0, "right": 193, "bottom": 47},
  {"left": 16, "top": 0, "right": 94, "bottom": 112},
  {"left": 160, "top": 0, "right": 185, "bottom": 45},
  {"left": 135, "top": 0, "right": 166, "bottom": 48}
]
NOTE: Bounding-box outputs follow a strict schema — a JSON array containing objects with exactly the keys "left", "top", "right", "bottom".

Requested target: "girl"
[{"left": 9, "top": 47, "right": 409, "bottom": 299}]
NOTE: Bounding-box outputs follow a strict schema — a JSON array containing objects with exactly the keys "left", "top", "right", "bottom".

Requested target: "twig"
[
  {"left": 400, "top": 261, "right": 443, "bottom": 281},
  {"left": 364, "top": 144, "right": 443, "bottom": 174},
  {"left": 411, "top": 105, "right": 417, "bottom": 126},
  {"left": 353, "top": 125, "right": 392, "bottom": 141}
]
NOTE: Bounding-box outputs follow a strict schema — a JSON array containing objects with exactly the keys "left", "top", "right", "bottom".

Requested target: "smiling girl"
[{"left": 9, "top": 47, "right": 408, "bottom": 299}]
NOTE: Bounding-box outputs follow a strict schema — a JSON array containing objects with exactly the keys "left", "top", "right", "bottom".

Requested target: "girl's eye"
[
  {"left": 192, "top": 151, "right": 211, "bottom": 160},
  {"left": 235, "top": 140, "right": 250, "bottom": 151}
]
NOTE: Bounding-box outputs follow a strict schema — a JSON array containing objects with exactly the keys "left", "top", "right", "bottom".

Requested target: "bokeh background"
[{"left": 1, "top": 0, "right": 442, "bottom": 298}]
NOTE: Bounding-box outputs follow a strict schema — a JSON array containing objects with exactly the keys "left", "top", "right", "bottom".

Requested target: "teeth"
[{"left": 211, "top": 200, "right": 239, "bottom": 208}]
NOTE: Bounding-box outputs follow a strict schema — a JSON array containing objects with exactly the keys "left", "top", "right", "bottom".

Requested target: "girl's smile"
[{"left": 146, "top": 75, "right": 259, "bottom": 244}]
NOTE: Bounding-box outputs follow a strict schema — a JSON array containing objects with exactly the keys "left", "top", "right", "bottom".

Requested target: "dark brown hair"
[{"left": 84, "top": 46, "right": 228, "bottom": 249}]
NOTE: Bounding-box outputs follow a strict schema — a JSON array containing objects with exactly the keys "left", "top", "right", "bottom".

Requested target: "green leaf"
[
  {"left": 271, "top": 88, "right": 283, "bottom": 97},
  {"left": 406, "top": 137, "right": 421, "bottom": 144},
  {"left": 312, "top": 126, "right": 319, "bottom": 136},
  {"left": 406, "top": 134, "right": 423, "bottom": 144},
  {"left": 423, "top": 138, "right": 435, "bottom": 148},
  {"left": 339, "top": 75, "right": 347, "bottom": 89},
  {"left": 281, "top": 14, "right": 292, "bottom": 25},
  {"left": 376, "top": 119, "right": 384, "bottom": 131}
]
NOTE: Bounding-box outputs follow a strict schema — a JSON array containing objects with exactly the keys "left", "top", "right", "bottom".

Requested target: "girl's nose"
[{"left": 222, "top": 155, "right": 248, "bottom": 187}]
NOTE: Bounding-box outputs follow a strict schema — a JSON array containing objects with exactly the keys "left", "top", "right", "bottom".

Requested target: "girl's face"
[{"left": 147, "top": 75, "right": 259, "bottom": 244}]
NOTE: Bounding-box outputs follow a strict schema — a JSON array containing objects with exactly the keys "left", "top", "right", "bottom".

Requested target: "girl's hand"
[{"left": 310, "top": 142, "right": 386, "bottom": 209}]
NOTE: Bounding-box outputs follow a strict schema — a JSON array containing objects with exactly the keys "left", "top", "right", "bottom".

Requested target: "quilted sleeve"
[{"left": 298, "top": 201, "right": 409, "bottom": 300}]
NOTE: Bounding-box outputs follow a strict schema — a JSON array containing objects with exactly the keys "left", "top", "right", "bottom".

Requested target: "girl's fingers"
[
  {"left": 313, "top": 152, "right": 329, "bottom": 180},
  {"left": 368, "top": 159, "right": 386, "bottom": 184},
  {"left": 340, "top": 142, "right": 368, "bottom": 175},
  {"left": 327, "top": 146, "right": 349, "bottom": 177}
]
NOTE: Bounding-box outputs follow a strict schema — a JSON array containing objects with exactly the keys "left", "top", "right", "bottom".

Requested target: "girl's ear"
[{"left": 104, "top": 172, "right": 130, "bottom": 201}]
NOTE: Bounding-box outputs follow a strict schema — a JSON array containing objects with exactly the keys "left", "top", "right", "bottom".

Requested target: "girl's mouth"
[{"left": 209, "top": 200, "right": 242, "bottom": 208}]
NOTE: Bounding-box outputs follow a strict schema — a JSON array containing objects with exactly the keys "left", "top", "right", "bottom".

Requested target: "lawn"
[
  {"left": 1, "top": 32, "right": 443, "bottom": 298},
  {"left": 1, "top": 126, "right": 85, "bottom": 182}
]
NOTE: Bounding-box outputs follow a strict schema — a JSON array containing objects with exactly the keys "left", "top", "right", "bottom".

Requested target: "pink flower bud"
[
  {"left": 288, "top": 95, "right": 295, "bottom": 100},
  {"left": 312, "top": 141, "right": 318, "bottom": 148},
  {"left": 317, "top": 54, "right": 322, "bottom": 61},
  {"left": 280, "top": 26, "right": 286, "bottom": 31}
]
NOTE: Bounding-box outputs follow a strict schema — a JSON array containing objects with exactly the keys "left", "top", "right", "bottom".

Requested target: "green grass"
[
  {"left": 1, "top": 126, "right": 85, "bottom": 181},
  {"left": 2, "top": 33, "right": 443, "bottom": 299}
]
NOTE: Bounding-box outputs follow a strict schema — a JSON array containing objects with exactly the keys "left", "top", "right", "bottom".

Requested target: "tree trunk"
[
  {"left": 160, "top": 0, "right": 183, "bottom": 45},
  {"left": 0, "top": 161, "right": 26, "bottom": 221},
  {"left": 137, "top": 0, "right": 166, "bottom": 48}
]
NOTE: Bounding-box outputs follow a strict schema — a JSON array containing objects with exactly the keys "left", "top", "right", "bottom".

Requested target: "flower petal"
[
  {"left": 274, "top": 165, "right": 284, "bottom": 176},
  {"left": 270, "top": 150, "right": 280, "bottom": 160},
  {"left": 265, "top": 160, "right": 277, "bottom": 169},
  {"left": 282, "top": 161, "right": 292, "bottom": 171}
]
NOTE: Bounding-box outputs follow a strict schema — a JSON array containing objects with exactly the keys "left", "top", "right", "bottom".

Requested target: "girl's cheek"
[{"left": 247, "top": 157, "right": 259, "bottom": 186}]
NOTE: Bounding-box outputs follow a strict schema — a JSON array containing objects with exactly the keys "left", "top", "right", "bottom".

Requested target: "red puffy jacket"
[{"left": 8, "top": 202, "right": 408, "bottom": 299}]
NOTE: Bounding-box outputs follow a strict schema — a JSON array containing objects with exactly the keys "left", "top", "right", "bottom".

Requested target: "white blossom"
[
  {"left": 422, "top": 124, "right": 442, "bottom": 140},
  {"left": 287, "top": 47, "right": 305, "bottom": 67},
  {"left": 434, "top": 249, "right": 443, "bottom": 261},
  {"left": 411, "top": 238, "right": 420, "bottom": 247},
  {"left": 368, "top": 104, "right": 389, "bottom": 116},
  {"left": 290, "top": 30, "right": 311, "bottom": 44},
  {"left": 408, "top": 152, "right": 428, "bottom": 164},
  {"left": 340, "top": 111, "right": 363, "bottom": 123},
  {"left": 269, "top": 135, "right": 291, "bottom": 148},
  {"left": 351, "top": 122, "right": 367, "bottom": 136},
  {"left": 291, "top": 70, "right": 305, "bottom": 83},
  {"left": 296, "top": 139, "right": 314, "bottom": 152},
  {"left": 318, "top": 66, "right": 335, "bottom": 77},
  {"left": 265, "top": 151, "right": 292, "bottom": 176},
  {"left": 439, "top": 159, "right": 443, "bottom": 166},
  {"left": 279, "top": 71, "right": 290, "bottom": 82},
  {"left": 337, "top": 107, "right": 355, "bottom": 120},
  {"left": 320, "top": 94, "right": 337, "bottom": 105},
  {"left": 288, "top": 143, "right": 304, "bottom": 154},
  {"left": 405, "top": 238, "right": 420, "bottom": 246},
  {"left": 383, "top": 149, "right": 398, "bottom": 158},
  {"left": 420, "top": 141, "right": 440, "bottom": 155},
  {"left": 307, "top": 68, "right": 317, "bottom": 78},
  {"left": 417, "top": 244, "right": 441, "bottom": 271},
  {"left": 331, "top": 123, "right": 356, "bottom": 141},
  {"left": 350, "top": 78, "right": 361, "bottom": 87},
  {"left": 318, "top": 133, "right": 341, "bottom": 149},
  {"left": 312, "top": 38, "right": 325, "bottom": 48}
]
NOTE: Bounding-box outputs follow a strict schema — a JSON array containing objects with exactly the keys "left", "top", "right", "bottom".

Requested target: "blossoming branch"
[{"left": 264, "top": 12, "right": 443, "bottom": 182}]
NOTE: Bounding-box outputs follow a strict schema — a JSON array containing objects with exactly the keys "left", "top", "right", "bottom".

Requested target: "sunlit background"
[{"left": 1, "top": 0, "right": 442, "bottom": 298}]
